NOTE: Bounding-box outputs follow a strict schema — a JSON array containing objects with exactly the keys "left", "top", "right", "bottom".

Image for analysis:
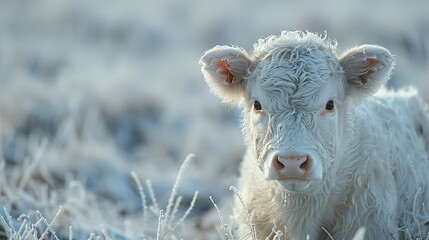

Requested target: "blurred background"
[{"left": 0, "top": 0, "right": 428, "bottom": 239}]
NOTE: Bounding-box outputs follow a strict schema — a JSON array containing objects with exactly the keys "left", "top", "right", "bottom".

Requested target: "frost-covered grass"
[
  {"left": 0, "top": 153, "right": 199, "bottom": 239},
  {"left": 0, "top": 0, "right": 428, "bottom": 239}
]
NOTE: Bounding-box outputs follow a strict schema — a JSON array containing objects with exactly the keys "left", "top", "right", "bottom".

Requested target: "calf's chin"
[{"left": 276, "top": 179, "right": 313, "bottom": 192}]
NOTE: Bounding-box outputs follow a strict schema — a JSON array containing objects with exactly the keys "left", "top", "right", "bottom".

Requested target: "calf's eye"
[
  {"left": 325, "top": 100, "right": 334, "bottom": 111},
  {"left": 253, "top": 100, "right": 262, "bottom": 111}
]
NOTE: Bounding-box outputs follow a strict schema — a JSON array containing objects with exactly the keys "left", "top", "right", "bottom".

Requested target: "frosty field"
[{"left": 0, "top": 0, "right": 428, "bottom": 239}]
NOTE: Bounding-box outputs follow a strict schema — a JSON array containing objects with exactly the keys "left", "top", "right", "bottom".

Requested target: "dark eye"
[
  {"left": 325, "top": 100, "right": 334, "bottom": 111},
  {"left": 253, "top": 100, "right": 262, "bottom": 111}
]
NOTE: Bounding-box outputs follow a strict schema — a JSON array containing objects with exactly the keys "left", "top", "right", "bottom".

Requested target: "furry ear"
[
  {"left": 339, "top": 44, "right": 395, "bottom": 102},
  {"left": 199, "top": 45, "right": 253, "bottom": 104}
]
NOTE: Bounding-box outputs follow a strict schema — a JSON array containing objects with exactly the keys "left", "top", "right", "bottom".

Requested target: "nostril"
[
  {"left": 274, "top": 156, "right": 285, "bottom": 171},
  {"left": 299, "top": 156, "right": 310, "bottom": 171}
]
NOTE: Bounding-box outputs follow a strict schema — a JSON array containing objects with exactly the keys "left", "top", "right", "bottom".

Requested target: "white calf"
[{"left": 200, "top": 31, "right": 429, "bottom": 239}]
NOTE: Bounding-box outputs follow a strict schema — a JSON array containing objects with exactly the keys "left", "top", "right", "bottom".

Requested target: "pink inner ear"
[
  {"left": 217, "top": 60, "right": 235, "bottom": 85},
  {"left": 367, "top": 59, "right": 379, "bottom": 75},
  {"left": 363, "top": 59, "right": 379, "bottom": 83}
]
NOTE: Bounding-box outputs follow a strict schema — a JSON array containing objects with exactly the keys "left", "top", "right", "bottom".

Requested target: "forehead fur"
[
  {"left": 251, "top": 31, "right": 338, "bottom": 61},
  {"left": 248, "top": 31, "right": 342, "bottom": 112}
]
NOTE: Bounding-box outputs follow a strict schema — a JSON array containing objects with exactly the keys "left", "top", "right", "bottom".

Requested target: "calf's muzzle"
[{"left": 273, "top": 154, "right": 312, "bottom": 179}]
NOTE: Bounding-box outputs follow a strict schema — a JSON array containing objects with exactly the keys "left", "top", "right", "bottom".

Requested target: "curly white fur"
[{"left": 200, "top": 31, "right": 429, "bottom": 239}]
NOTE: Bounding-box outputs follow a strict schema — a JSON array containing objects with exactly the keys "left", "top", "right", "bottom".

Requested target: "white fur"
[{"left": 200, "top": 31, "right": 429, "bottom": 239}]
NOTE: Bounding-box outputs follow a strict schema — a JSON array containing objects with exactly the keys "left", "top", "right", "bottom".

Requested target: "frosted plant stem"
[
  {"left": 272, "top": 230, "right": 284, "bottom": 240},
  {"left": 164, "top": 154, "right": 194, "bottom": 228},
  {"left": 18, "top": 138, "right": 48, "bottom": 190},
  {"left": 265, "top": 219, "right": 280, "bottom": 240},
  {"left": 17, "top": 214, "right": 31, "bottom": 237},
  {"left": 157, "top": 210, "right": 165, "bottom": 240},
  {"left": 4, "top": 206, "right": 16, "bottom": 234},
  {"left": 17, "top": 217, "right": 28, "bottom": 237},
  {"left": 88, "top": 233, "right": 95, "bottom": 240},
  {"left": 322, "top": 227, "right": 334, "bottom": 240},
  {"left": 100, "top": 224, "right": 110, "bottom": 240},
  {"left": 230, "top": 186, "right": 257, "bottom": 240},
  {"left": 38, "top": 206, "right": 62, "bottom": 240},
  {"left": 0, "top": 208, "right": 12, "bottom": 238},
  {"left": 169, "top": 196, "right": 183, "bottom": 226},
  {"left": 131, "top": 172, "right": 148, "bottom": 235},
  {"left": 238, "top": 231, "right": 252, "bottom": 240},
  {"left": 265, "top": 230, "right": 274, "bottom": 240},
  {"left": 209, "top": 196, "right": 235, "bottom": 240},
  {"left": 146, "top": 179, "right": 160, "bottom": 213},
  {"left": 172, "top": 191, "right": 198, "bottom": 230},
  {"left": 23, "top": 217, "right": 44, "bottom": 240}
]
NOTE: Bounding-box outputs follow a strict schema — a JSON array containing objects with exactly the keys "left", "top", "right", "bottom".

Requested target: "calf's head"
[{"left": 200, "top": 31, "right": 394, "bottom": 192}]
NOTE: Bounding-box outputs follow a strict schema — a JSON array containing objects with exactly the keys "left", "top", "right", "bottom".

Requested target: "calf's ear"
[
  {"left": 339, "top": 44, "right": 395, "bottom": 102},
  {"left": 199, "top": 45, "right": 252, "bottom": 105}
]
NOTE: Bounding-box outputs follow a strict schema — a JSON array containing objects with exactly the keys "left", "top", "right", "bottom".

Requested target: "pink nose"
[{"left": 273, "top": 154, "right": 312, "bottom": 179}]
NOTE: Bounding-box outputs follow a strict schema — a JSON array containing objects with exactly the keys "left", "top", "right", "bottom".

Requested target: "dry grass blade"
[
  {"left": 157, "top": 210, "right": 165, "bottom": 240},
  {"left": 0, "top": 208, "right": 12, "bottom": 239},
  {"left": 230, "top": 186, "right": 257, "bottom": 240},
  {"left": 146, "top": 179, "right": 160, "bottom": 214},
  {"left": 164, "top": 153, "right": 195, "bottom": 228},
  {"left": 131, "top": 172, "right": 148, "bottom": 235},
  {"left": 172, "top": 191, "right": 198, "bottom": 230},
  {"left": 18, "top": 138, "right": 48, "bottom": 190},
  {"left": 209, "top": 196, "right": 235, "bottom": 240},
  {"left": 37, "top": 206, "right": 62, "bottom": 240},
  {"left": 169, "top": 196, "right": 183, "bottom": 226}
]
